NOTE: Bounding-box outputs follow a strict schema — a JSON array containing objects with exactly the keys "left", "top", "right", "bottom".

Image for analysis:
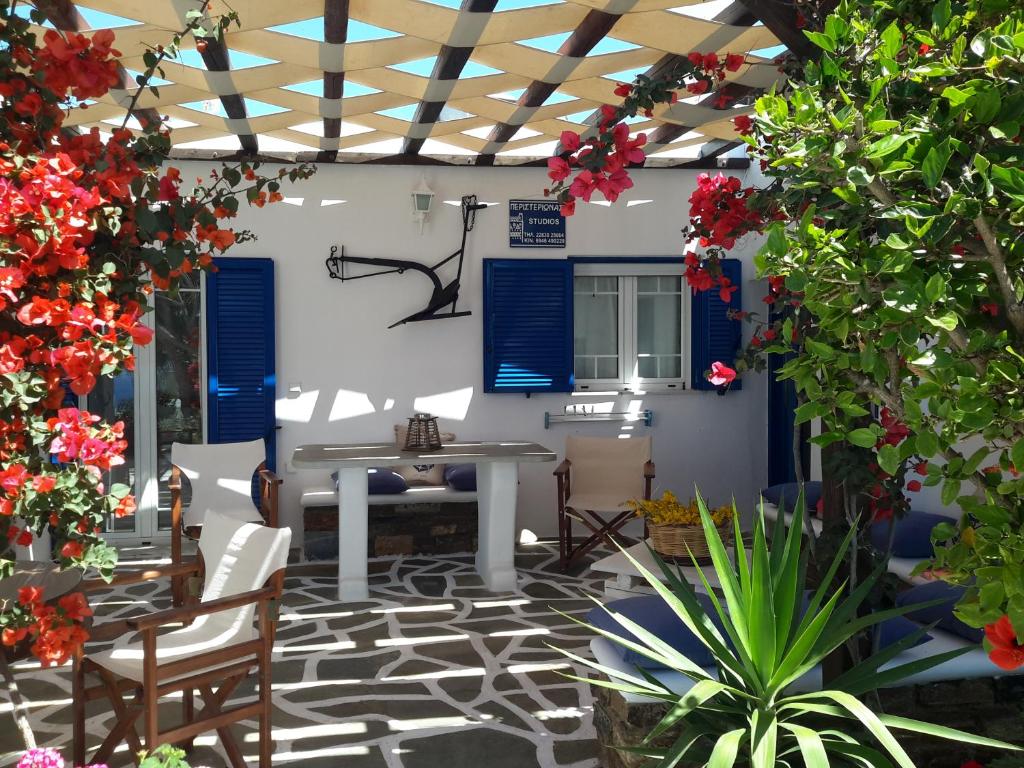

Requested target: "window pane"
[
  {"left": 637, "top": 276, "right": 659, "bottom": 292},
  {"left": 638, "top": 296, "right": 681, "bottom": 355},
  {"left": 637, "top": 276, "right": 681, "bottom": 379},
  {"left": 155, "top": 275, "right": 204, "bottom": 530},
  {"left": 88, "top": 372, "right": 136, "bottom": 533},
  {"left": 574, "top": 276, "right": 619, "bottom": 379},
  {"left": 596, "top": 357, "right": 618, "bottom": 379}
]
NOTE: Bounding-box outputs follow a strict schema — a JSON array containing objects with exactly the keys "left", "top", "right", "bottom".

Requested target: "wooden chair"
[
  {"left": 169, "top": 439, "right": 281, "bottom": 605},
  {"left": 553, "top": 435, "right": 655, "bottom": 571},
  {"left": 73, "top": 510, "right": 291, "bottom": 768}
]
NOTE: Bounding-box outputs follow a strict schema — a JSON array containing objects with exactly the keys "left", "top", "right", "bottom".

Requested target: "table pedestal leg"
[
  {"left": 475, "top": 461, "right": 519, "bottom": 592},
  {"left": 337, "top": 466, "right": 369, "bottom": 602}
]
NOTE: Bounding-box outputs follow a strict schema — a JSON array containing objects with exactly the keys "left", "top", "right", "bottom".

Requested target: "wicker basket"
[{"left": 648, "top": 523, "right": 730, "bottom": 564}]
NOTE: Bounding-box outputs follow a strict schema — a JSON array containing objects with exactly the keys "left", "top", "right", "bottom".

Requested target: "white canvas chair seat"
[
  {"left": 555, "top": 436, "right": 654, "bottom": 571},
  {"left": 88, "top": 620, "right": 259, "bottom": 683},
  {"left": 566, "top": 493, "right": 632, "bottom": 514},
  {"left": 172, "top": 439, "right": 268, "bottom": 528}
]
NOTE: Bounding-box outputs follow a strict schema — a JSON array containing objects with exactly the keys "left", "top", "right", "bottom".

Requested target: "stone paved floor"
[{"left": 1, "top": 542, "right": 609, "bottom": 767}]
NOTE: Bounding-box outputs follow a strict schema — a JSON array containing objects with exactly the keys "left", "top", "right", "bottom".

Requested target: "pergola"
[{"left": 30, "top": 0, "right": 805, "bottom": 165}]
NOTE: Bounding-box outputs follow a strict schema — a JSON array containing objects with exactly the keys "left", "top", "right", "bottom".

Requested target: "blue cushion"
[
  {"left": 761, "top": 481, "right": 822, "bottom": 513},
  {"left": 444, "top": 463, "right": 476, "bottom": 492},
  {"left": 587, "top": 594, "right": 723, "bottom": 669},
  {"left": 870, "top": 511, "right": 950, "bottom": 558},
  {"left": 896, "top": 581, "right": 983, "bottom": 643},
  {"left": 331, "top": 468, "right": 408, "bottom": 495},
  {"left": 876, "top": 615, "right": 932, "bottom": 649}
]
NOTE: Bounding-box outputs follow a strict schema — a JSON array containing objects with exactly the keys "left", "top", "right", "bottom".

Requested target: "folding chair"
[
  {"left": 553, "top": 435, "right": 654, "bottom": 570},
  {"left": 169, "top": 439, "right": 280, "bottom": 604},
  {"left": 73, "top": 510, "right": 291, "bottom": 768}
]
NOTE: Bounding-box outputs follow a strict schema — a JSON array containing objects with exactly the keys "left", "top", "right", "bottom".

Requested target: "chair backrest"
[
  {"left": 565, "top": 435, "right": 652, "bottom": 500},
  {"left": 198, "top": 509, "right": 291, "bottom": 632},
  {"left": 171, "top": 439, "right": 266, "bottom": 528}
]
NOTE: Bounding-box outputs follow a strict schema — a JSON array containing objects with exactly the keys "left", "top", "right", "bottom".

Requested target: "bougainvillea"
[{"left": 0, "top": 1, "right": 313, "bottom": 664}]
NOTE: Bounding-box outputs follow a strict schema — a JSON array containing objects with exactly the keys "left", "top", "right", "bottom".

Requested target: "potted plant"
[
  {"left": 556, "top": 493, "right": 1021, "bottom": 766},
  {"left": 627, "top": 491, "right": 733, "bottom": 564}
]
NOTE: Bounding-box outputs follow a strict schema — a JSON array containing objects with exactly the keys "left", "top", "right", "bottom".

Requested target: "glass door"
[{"left": 90, "top": 274, "right": 205, "bottom": 543}]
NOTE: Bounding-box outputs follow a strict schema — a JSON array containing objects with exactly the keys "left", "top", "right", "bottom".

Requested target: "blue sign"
[{"left": 509, "top": 199, "right": 565, "bottom": 249}]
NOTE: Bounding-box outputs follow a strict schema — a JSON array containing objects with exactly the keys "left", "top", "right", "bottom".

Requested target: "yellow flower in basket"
[{"left": 625, "top": 491, "right": 734, "bottom": 528}]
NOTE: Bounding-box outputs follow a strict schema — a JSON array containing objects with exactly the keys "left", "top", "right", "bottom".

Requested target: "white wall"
[{"left": 181, "top": 160, "right": 770, "bottom": 544}]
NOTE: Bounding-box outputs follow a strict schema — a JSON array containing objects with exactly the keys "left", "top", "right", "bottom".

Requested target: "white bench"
[{"left": 300, "top": 484, "right": 478, "bottom": 508}]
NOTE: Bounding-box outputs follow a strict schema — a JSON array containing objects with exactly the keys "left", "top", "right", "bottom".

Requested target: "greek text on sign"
[{"left": 509, "top": 200, "right": 566, "bottom": 249}]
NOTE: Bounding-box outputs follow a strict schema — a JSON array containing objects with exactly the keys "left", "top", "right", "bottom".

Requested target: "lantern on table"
[{"left": 403, "top": 413, "right": 443, "bottom": 451}]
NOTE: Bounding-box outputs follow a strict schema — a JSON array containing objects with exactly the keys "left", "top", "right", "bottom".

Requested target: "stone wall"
[
  {"left": 303, "top": 502, "right": 478, "bottom": 560},
  {"left": 593, "top": 676, "right": 1024, "bottom": 768}
]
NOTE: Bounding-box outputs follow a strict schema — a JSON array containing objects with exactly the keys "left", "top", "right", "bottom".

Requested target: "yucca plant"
[{"left": 556, "top": 494, "right": 1020, "bottom": 767}]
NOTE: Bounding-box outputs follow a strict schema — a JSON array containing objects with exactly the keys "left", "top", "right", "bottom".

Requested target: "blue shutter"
[
  {"left": 483, "top": 259, "right": 573, "bottom": 393},
  {"left": 206, "top": 258, "right": 277, "bottom": 469},
  {"left": 690, "top": 258, "right": 743, "bottom": 391}
]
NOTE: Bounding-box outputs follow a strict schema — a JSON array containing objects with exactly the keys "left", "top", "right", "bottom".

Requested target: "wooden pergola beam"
[
  {"left": 402, "top": 0, "right": 498, "bottom": 156},
  {"left": 197, "top": 34, "right": 259, "bottom": 155},
  {"left": 33, "top": 0, "right": 163, "bottom": 130},
  {"left": 476, "top": 7, "right": 625, "bottom": 166},
  {"left": 319, "top": 0, "right": 350, "bottom": 162},
  {"left": 735, "top": 0, "right": 823, "bottom": 61}
]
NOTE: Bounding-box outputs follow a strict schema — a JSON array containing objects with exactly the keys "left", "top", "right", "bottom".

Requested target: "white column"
[
  {"left": 337, "top": 466, "right": 369, "bottom": 601},
  {"left": 475, "top": 460, "right": 519, "bottom": 592}
]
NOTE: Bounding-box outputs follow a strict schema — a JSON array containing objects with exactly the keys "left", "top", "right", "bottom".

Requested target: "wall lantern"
[{"left": 411, "top": 176, "right": 435, "bottom": 234}]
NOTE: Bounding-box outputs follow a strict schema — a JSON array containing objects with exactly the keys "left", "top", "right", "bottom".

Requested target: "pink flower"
[
  {"left": 559, "top": 197, "right": 576, "bottom": 217},
  {"left": 560, "top": 130, "right": 581, "bottom": 153},
  {"left": 707, "top": 361, "right": 737, "bottom": 387},
  {"left": 569, "top": 170, "right": 600, "bottom": 202},
  {"left": 547, "top": 156, "right": 570, "bottom": 182},
  {"left": 17, "top": 748, "right": 65, "bottom": 768}
]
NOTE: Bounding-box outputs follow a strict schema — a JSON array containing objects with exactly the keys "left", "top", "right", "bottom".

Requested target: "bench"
[{"left": 301, "top": 483, "right": 479, "bottom": 560}]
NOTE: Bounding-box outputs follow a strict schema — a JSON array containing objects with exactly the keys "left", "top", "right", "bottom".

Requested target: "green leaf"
[
  {"left": 848, "top": 165, "right": 874, "bottom": 186},
  {"left": 877, "top": 444, "right": 900, "bottom": 476},
  {"left": 708, "top": 729, "right": 745, "bottom": 768},
  {"left": 941, "top": 478, "right": 962, "bottom": 506},
  {"left": 1010, "top": 438, "right": 1024, "bottom": 471},
  {"left": 804, "top": 30, "right": 836, "bottom": 53},
  {"left": 848, "top": 428, "right": 878, "bottom": 449},
  {"left": 781, "top": 723, "right": 829, "bottom": 767},
  {"left": 916, "top": 431, "right": 939, "bottom": 457},
  {"left": 925, "top": 312, "right": 959, "bottom": 331},
  {"left": 922, "top": 140, "right": 952, "bottom": 188},
  {"left": 924, "top": 273, "right": 945, "bottom": 303},
  {"left": 865, "top": 134, "right": 912, "bottom": 159}
]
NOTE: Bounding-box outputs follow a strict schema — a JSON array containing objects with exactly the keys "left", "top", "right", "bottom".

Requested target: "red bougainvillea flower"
[
  {"left": 686, "top": 79, "right": 709, "bottom": 95},
  {"left": 918, "top": 43, "right": 931, "bottom": 55},
  {"left": 984, "top": 615, "right": 1024, "bottom": 670},
  {"left": 547, "top": 156, "right": 570, "bottom": 183},
  {"left": 980, "top": 303, "right": 999, "bottom": 316},
  {"left": 707, "top": 361, "right": 737, "bottom": 387},
  {"left": 733, "top": 115, "right": 754, "bottom": 135},
  {"left": 724, "top": 53, "right": 745, "bottom": 72},
  {"left": 559, "top": 196, "right": 575, "bottom": 217},
  {"left": 613, "top": 82, "right": 632, "bottom": 98},
  {"left": 906, "top": 480, "right": 922, "bottom": 492},
  {"left": 559, "top": 130, "right": 581, "bottom": 153}
]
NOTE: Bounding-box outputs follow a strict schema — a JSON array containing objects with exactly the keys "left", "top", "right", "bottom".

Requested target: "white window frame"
[{"left": 573, "top": 262, "right": 690, "bottom": 394}]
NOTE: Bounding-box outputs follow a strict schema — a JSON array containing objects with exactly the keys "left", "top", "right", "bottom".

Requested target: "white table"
[
  {"left": 590, "top": 541, "right": 725, "bottom": 599},
  {"left": 292, "top": 441, "right": 556, "bottom": 601}
]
